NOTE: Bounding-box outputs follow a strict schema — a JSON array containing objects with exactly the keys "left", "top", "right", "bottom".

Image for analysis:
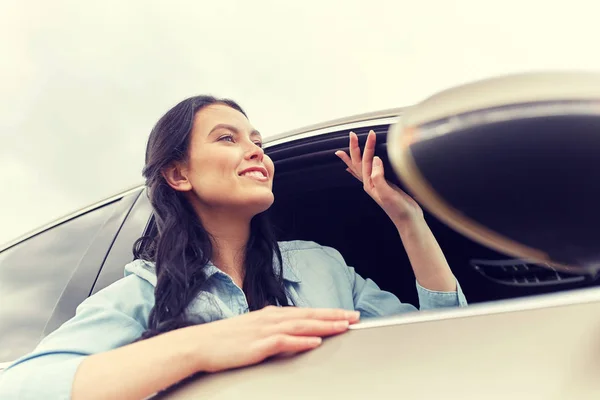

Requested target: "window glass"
[{"left": 0, "top": 201, "right": 120, "bottom": 362}]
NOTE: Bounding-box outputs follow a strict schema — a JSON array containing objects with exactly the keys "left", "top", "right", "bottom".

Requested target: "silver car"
[{"left": 1, "top": 106, "right": 599, "bottom": 399}]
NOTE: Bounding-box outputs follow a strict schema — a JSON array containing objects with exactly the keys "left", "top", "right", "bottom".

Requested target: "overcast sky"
[{"left": 1, "top": 0, "right": 599, "bottom": 245}]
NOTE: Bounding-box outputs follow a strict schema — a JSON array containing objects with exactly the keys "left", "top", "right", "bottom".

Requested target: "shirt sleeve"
[
  {"left": 320, "top": 246, "right": 467, "bottom": 318},
  {"left": 416, "top": 279, "right": 468, "bottom": 310},
  {"left": 0, "top": 274, "right": 154, "bottom": 400},
  {"left": 345, "top": 266, "right": 419, "bottom": 317}
]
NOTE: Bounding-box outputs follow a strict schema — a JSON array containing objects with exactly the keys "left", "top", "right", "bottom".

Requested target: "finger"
[
  {"left": 262, "top": 306, "right": 360, "bottom": 323},
  {"left": 334, "top": 150, "right": 353, "bottom": 169},
  {"left": 336, "top": 151, "right": 363, "bottom": 182},
  {"left": 270, "top": 319, "right": 350, "bottom": 337},
  {"left": 256, "top": 335, "right": 323, "bottom": 359},
  {"left": 348, "top": 131, "right": 362, "bottom": 167},
  {"left": 361, "top": 131, "right": 376, "bottom": 188},
  {"left": 346, "top": 168, "right": 362, "bottom": 181},
  {"left": 371, "top": 156, "right": 387, "bottom": 188}
]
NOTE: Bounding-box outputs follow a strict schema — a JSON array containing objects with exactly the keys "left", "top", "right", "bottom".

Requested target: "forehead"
[{"left": 193, "top": 103, "right": 253, "bottom": 135}]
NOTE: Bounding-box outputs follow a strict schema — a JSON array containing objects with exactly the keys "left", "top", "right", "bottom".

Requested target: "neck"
[{"left": 195, "top": 206, "right": 252, "bottom": 287}]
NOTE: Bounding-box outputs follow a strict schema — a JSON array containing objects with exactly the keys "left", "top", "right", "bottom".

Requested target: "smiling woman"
[{"left": 0, "top": 95, "right": 466, "bottom": 400}]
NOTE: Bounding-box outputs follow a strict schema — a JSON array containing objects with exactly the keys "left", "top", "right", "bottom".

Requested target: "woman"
[{"left": 0, "top": 96, "right": 467, "bottom": 399}]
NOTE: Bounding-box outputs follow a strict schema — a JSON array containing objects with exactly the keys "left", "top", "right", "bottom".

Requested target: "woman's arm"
[
  {"left": 335, "top": 131, "right": 463, "bottom": 294},
  {"left": 71, "top": 324, "right": 206, "bottom": 400},
  {"left": 0, "top": 273, "right": 358, "bottom": 400},
  {"left": 396, "top": 216, "right": 456, "bottom": 292},
  {"left": 318, "top": 244, "right": 465, "bottom": 317},
  {"left": 72, "top": 306, "right": 358, "bottom": 400}
]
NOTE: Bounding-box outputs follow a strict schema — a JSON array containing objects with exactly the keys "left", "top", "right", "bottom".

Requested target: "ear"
[{"left": 162, "top": 162, "right": 193, "bottom": 192}]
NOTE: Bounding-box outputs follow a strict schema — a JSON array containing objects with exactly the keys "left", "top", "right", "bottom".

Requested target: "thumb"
[{"left": 371, "top": 156, "right": 386, "bottom": 187}]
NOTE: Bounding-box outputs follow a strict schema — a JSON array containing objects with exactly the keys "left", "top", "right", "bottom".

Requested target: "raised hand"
[{"left": 335, "top": 130, "right": 423, "bottom": 227}]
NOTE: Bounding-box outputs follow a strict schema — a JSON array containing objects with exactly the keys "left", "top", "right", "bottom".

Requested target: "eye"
[
  {"left": 218, "top": 134, "right": 235, "bottom": 143},
  {"left": 253, "top": 141, "right": 263, "bottom": 148}
]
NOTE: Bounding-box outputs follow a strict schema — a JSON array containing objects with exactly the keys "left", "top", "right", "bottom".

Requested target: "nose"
[{"left": 244, "top": 142, "right": 264, "bottom": 162}]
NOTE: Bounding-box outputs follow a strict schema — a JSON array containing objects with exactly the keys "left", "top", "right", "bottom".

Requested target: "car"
[{"left": 1, "top": 106, "right": 599, "bottom": 399}]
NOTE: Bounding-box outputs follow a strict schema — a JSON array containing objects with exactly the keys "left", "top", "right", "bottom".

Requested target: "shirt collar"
[{"left": 281, "top": 260, "right": 301, "bottom": 283}]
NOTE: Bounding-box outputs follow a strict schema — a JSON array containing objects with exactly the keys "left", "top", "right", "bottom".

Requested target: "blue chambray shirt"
[{"left": 0, "top": 240, "right": 467, "bottom": 399}]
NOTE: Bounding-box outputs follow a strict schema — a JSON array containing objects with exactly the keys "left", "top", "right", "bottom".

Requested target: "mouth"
[{"left": 238, "top": 167, "right": 269, "bottom": 182}]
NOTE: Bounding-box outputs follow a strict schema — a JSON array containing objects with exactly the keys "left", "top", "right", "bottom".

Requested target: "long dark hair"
[{"left": 134, "top": 95, "right": 289, "bottom": 340}]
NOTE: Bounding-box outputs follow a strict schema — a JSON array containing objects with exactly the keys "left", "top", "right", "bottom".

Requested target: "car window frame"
[
  {"left": 42, "top": 189, "right": 142, "bottom": 336},
  {"left": 90, "top": 189, "right": 153, "bottom": 295}
]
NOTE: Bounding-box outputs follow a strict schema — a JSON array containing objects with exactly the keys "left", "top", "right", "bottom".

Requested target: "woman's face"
[{"left": 178, "top": 103, "right": 275, "bottom": 217}]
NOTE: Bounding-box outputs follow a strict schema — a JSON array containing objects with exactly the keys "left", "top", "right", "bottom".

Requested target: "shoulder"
[
  {"left": 36, "top": 260, "right": 159, "bottom": 340},
  {"left": 124, "top": 258, "right": 158, "bottom": 287},
  {"left": 278, "top": 240, "right": 341, "bottom": 256},
  {"left": 277, "top": 240, "right": 351, "bottom": 282},
  {"left": 278, "top": 240, "right": 346, "bottom": 263},
  {"left": 277, "top": 241, "right": 358, "bottom": 308},
  {"left": 81, "top": 260, "right": 156, "bottom": 312},
  {"left": 71, "top": 259, "right": 156, "bottom": 320}
]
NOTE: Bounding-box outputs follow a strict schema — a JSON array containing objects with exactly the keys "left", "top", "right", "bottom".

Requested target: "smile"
[{"left": 239, "top": 168, "right": 269, "bottom": 182}]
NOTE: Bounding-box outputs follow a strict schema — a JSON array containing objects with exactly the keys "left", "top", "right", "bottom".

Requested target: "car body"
[{"left": 1, "top": 108, "right": 599, "bottom": 398}]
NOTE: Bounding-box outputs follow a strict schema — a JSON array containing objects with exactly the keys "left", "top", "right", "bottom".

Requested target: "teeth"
[{"left": 243, "top": 171, "right": 265, "bottom": 178}]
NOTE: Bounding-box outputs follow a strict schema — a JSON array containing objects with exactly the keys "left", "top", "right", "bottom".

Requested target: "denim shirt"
[{"left": 0, "top": 240, "right": 467, "bottom": 399}]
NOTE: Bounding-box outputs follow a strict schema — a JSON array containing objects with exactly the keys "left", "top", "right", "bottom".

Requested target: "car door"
[{"left": 155, "top": 288, "right": 600, "bottom": 400}]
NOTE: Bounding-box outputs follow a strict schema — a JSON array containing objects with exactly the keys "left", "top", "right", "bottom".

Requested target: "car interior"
[{"left": 266, "top": 125, "right": 600, "bottom": 306}]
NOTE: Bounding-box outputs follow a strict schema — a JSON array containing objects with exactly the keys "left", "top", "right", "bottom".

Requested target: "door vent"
[{"left": 469, "top": 259, "right": 594, "bottom": 287}]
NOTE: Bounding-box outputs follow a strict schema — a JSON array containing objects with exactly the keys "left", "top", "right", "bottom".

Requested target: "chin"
[{"left": 244, "top": 192, "right": 275, "bottom": 216}]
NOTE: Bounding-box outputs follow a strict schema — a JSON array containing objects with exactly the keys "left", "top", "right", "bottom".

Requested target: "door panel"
[{"left": 158, "top": 289, "right": 600, "bottom": 399}]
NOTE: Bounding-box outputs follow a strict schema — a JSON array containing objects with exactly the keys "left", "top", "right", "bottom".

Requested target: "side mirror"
[{"left": 387, "top": 71, "right": 600, "bottom": 274}]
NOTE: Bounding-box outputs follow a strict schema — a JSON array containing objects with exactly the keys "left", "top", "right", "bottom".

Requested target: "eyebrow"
[{"left": 208, "top": 124, "right": 262, "bottom": 140}]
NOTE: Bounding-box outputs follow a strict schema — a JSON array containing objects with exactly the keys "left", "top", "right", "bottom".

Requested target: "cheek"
[
  {"left": 264, "top": 157, "right": 275, "bottom": 178},
  {"left": 193, "top": 149, "right": 239, "bottom": 178},
  {"left": 187, "top": 153, "right": 238, "bottom": 195}
]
